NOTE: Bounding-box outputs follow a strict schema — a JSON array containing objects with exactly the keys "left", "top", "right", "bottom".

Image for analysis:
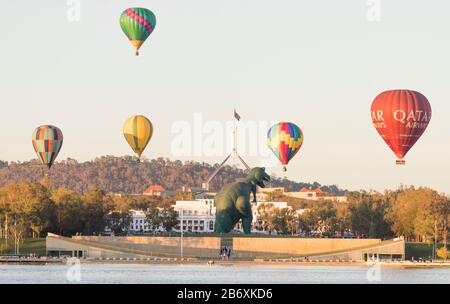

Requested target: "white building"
[
  {"left": 284, "top": 188, "right": 348, "bottom": 203},
  {"left": 128, "top": 209, "right": 167, "bottom": 233},
  {"left": 173, "top": 199, "right": 216, "bottom": 233},
  {"left": 128, "top": 209, "right": 150, "bottom": 232}
]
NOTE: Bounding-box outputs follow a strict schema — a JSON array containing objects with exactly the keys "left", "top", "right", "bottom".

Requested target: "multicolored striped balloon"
[
  {"left": 32, "top": 125, "right": 63, "bottom": 172},
  {"left": 267, "top": 122, "right": 304, "bottom": 171},
  {"left": 123, "top": 115, "right": 153, "bottom": 160},
  {"left": 120, "top": 8, "right": 156, "bottom": 56}
]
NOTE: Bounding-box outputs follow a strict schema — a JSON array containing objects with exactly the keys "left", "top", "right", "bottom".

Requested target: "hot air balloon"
[
  {"left": 267, "top": 122, "right": 304, "bottom": 172},
  {"left": 123, "top": 115, "right": 153, "bottom": 161},
  {"left": 32, "top": 125, "right": 63, "bottom": 176},
  {"left": 120, "top": 8, "right": 156, "bottom": 56},
  {"left": 370, "top": 89, "right": 432, "bottom": 165}
]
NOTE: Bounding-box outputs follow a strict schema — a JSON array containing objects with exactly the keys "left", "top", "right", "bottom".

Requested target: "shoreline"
[
  {"left": 1, "top": 257, "right": 449, "bottom": 269},
  {"left": 77, "top": 259, "right": 450, "bottom": 269}
]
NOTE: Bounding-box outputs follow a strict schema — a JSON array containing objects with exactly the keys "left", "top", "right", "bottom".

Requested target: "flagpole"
[
  {"left": 434, "top": 220, "right": 438, "bottom": 260},
  {"left": 201, "top": 109, "right": 249, "bottom": 191},
  {"left": 4, "top": 214, "right": 7, "bottom": 252},
  {"left": 181, "top": 204, "right": 184, "bottom": 260},
  {"left": 14, "top": 216, "right": 17, "bottom": 255}
]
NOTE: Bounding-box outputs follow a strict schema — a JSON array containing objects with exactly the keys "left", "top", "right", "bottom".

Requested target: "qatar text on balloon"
[{"left": 371, "top": 110, "right": 431, "bottom": 128}]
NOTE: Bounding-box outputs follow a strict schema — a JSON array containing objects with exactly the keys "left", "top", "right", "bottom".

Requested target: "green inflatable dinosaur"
[{"left": 214, "top": 167, "right": 271, "bottom": 234}]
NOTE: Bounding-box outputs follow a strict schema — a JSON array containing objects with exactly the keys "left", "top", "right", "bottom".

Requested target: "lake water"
[{"left": 0, "top": 264, "right": 449, "bottom": 284}]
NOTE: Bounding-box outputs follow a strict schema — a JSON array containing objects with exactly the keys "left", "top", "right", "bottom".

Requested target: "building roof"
[
  {"left": 143, "top": 185, "right": 165, "bottom": 194},
  {"left": 299, "top": 188, "right": 322, "bottom": 193}
]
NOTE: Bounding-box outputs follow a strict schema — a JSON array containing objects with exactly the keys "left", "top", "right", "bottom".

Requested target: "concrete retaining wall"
[
  {"left": 232, "top": 238, "right": 381, "bottom": 258},
  {"left": 73, "top": 236, "right": 221, "bottom": 258},
  {"left": 69, "top": 236, "right": 388, "bottom": 259}
]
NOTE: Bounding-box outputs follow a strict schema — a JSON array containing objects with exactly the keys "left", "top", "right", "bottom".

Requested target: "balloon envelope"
[
  {"left": 371, "top": 89, "right": 432, "bottom": 160},
  {"left": 267, "top": 122, "right": 304, "bottom": 167},
  {"left": 32, "top": 125, "right": 63, "bottom": 169},
  {"left": 120, "top": 8, "right": 156, "bottom": 55},
  {"left": 123, "top": 115, "right": 153, "bottom": 158}
]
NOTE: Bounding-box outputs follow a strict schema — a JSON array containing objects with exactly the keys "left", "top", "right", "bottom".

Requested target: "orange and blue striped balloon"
[
  {"left": 267, "top": 122, "right": 303, "bottom": 171},
  {"left": 32, "top": 125, "right": 63, "bottom": 170}
]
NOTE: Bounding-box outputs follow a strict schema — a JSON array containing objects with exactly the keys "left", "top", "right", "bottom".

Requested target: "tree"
[
  {"left": 52, "top": 188, "right": 84, "bottom": 236},
  {"left": 388, "top": 187, "right": 442, "bottom": 242},
  {"left": 285, "top": 209, "right": 299, "bottom": 236},
  {"left": 272, "top": 208, "right": 289, "bottom": 235},
  {"left": 436, "top": 247, "right": 449, "bottom": 260},
  {"left": 349, "top": 192, "right": 392, "bottom": 239},
  {"left": 431, "top": 197, "right": 450, "bottom": 250},
  {"left": 300, "top": 202, "right": 337, "bottom": 236},
  {"left": 256, "top": 204, "right": 298, "bottom": 235},
  {"left": 336, "top": 203, "right": 351, "bottom": 236},
  {"left": 0, "top": 156, "right": 343, "bottom": 195},
  {"left": 27, "top": 183, "right": 55, "bottom": 238},
  {"left": 106, "top": 211, "right": 132, "bottom": 235},
  {"left": 257, "top": 204, "right": 276, "bottom": 234},
  {"left": 159, "top": 205, "right": 179, "bottom": 233},
  {"left": 0, "top": 182, "right": 55, "bottom": 240},
  {"left": 145, "top": 206, "right": 161, "bottom": 235},
  {"left": 82, "top": 188, "right": 110, "bottom": 235}
]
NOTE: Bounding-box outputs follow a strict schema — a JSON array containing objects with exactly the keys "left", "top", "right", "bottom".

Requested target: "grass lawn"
[
  {"left": 0, "top": 238, "right": 46, "bottom": 255},
  {"left": 406, "top": 242, "right": 449, "bottom": 260}
]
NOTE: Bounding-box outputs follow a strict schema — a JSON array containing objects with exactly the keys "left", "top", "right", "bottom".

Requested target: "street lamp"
[{"left": 180, "top": 204, "right": 184, "bottom": 260}]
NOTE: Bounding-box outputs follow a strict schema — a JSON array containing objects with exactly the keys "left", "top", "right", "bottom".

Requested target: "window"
[{"left": 209, "top": 221, "right": 214, "bottom": 231}]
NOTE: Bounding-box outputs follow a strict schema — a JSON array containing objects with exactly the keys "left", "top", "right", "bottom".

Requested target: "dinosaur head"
[{"left": 246, "top": 167, "right": 271, "bottom": 189}]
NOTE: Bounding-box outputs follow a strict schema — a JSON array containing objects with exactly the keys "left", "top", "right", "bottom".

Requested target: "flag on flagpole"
[{"left": 234, "top": 109, "right": 241, "bottom": 121}]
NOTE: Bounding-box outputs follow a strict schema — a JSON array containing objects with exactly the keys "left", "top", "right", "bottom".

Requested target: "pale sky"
[{"left": 1, "top": 1, "right": 449, "bottom": 193}]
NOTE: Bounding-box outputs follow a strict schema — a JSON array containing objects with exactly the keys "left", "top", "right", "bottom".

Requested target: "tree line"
[
  {"left": 0, "top": 182, "right": 180, "bottom": 245},
  {"left": 0, "top": 181, "right": 448, "bottom": 257},
  {"left": 0, "top": 156, "right": 344, "bottom": 194},
  {"left": 257, "top": 186, "right": 448, "bottom": 254}
]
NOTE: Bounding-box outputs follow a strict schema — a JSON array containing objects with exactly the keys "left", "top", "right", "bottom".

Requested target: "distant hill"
[{"left": 0, "top": 156, "right": 345, "bottom": 195}]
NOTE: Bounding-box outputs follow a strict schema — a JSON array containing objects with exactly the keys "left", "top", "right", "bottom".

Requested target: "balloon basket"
[
  {"left": 282, "top": 166, "right": 287, "bottom": 172},
  {"left": 395, "top": 160, "right": 406, "bottom": 165},
  {"left": 135, "top": 50, "right": 139, "bottom": 56}
]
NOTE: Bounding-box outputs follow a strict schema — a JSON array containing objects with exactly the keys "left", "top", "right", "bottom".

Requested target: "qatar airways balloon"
[{"left": 370, "top": 89, "right": 432, "bottom": 165}]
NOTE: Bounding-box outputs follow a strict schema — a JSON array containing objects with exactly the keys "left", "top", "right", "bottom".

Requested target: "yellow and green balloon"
[{"left": 123, "top": 115, "right": 153, "bottom": 160}]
